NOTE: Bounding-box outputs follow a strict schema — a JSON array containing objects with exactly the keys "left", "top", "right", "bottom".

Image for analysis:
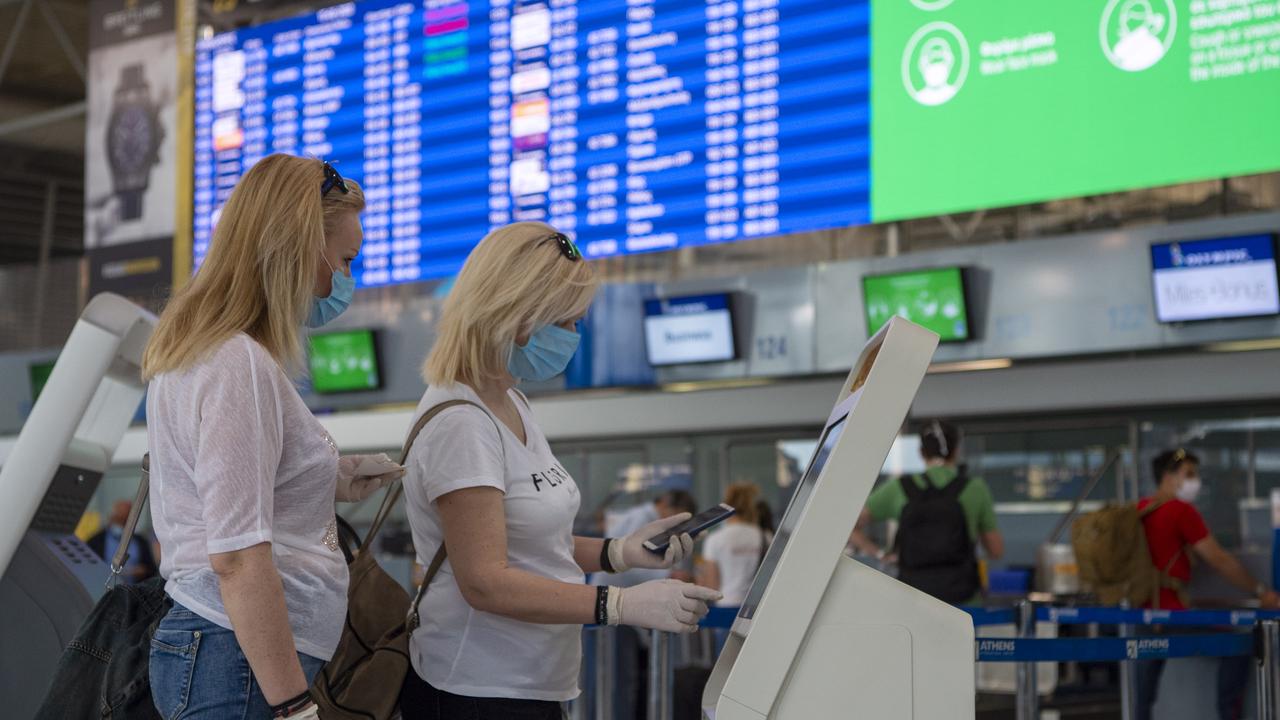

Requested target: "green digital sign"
[
  {"left": 871, "top": 0, "right": 1280, "bottom": 222},
  {"left": 309, "top": 330, "right": 381, "bottom": 394},
  {"left": 29, "top": 360, "right": 55, "bottom": 401},
  {"left": 863, "top": 267, "right": 970, "bottom": 341}
]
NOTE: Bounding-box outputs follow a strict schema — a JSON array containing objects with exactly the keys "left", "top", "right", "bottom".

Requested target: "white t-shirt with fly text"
[{"left": 403, "top": 383, "right": 583, "bottom": 701}]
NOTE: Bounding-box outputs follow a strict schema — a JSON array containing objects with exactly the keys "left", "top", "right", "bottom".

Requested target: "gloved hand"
[
  {"left": 335, "top": 453, "right": 405, "bottom": 502},
  {"left": 610, "top": 512, "right": 695, "bottom": 572},
  {"left": 615, "top": 579, "right": 722, "bottom": 633},
  {"left": 288, "top": 703, "right": 320, "bottom": 719}
]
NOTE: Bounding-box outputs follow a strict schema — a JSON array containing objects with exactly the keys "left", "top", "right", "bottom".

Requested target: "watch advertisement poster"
[{"left": 85, "top": 0, "right": 176, "bottom": 302}]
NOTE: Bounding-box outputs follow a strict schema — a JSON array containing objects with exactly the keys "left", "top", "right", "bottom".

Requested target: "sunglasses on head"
[
  {"left": 321, "top": 161, "right": 349, "bottom": 197},
  {"left": 545, "top": 232, "right": 582, "bottom": 262}
]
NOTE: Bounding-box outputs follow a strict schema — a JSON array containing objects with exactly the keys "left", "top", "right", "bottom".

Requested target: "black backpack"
[{"left": 894, "top": 470, "right": 979, "bottom": 604}]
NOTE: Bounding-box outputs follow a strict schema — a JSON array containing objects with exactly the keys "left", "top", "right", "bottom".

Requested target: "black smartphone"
[{"left": 642, "top": 503, "right": 736, "bottom": 553}]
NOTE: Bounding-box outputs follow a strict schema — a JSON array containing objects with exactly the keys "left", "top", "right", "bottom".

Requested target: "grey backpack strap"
[{"left": 107, "top": 453, "right": 151, "bottom": 589}]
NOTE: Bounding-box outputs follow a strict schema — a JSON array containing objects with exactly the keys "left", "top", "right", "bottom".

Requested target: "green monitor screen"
[
  {"left": 871, "top": 0, "right": 1280, "bottom": 222},
  {"left": 863, "top": 267, "right": 970, "bottom": 342},
  {"left": 309, "top": 330, "right": 382, "bottom": 394},
  {"left": 29, "top": 360, "right": 55, "bottom": 401}
]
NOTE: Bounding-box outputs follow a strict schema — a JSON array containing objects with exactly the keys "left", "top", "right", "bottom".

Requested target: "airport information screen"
[
  {"left": 194, "top": 0, "right": 1280, "bottom": 287},
  {"left": 194, "top": 0, "right": 871, "bottom": 286}
]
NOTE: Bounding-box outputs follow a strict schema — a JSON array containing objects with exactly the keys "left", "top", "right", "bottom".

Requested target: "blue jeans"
[{"left": 149, "top": 602, "right": 325, "bottom": 720}]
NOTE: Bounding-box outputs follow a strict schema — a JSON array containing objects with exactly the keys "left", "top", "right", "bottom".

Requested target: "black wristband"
[
  {"left": 600, "top": 538, "right": 617, "bottom": 574},
  {"left": 595, "top": 585, "right": 611, "bottom": 625},
  {"left": 270, "top": 690, "right": 313, "bottom": 718}
]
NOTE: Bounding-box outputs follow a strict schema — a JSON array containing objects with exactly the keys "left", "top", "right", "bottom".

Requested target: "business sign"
[
  {"left": 643, "top": 294, "right": 737, "bottom": 366},
  {"left": 1151, "top": 234, "right": 1280, "bottom": 323}
]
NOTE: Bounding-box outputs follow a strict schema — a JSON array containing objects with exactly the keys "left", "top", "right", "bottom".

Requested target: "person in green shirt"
[{"left": 850, "top": 420, "right": 1003, "bottom": 604}]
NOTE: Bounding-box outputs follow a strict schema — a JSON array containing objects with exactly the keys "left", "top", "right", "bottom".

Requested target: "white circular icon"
[
  {"left": 910, "top": 0, "right": 956, "bottom": 10},
  {"left": 1100, "top": 0, "right": 1176, "bottom": 72},
  {"left": 902, "top": 22, "right": 969, "bottom": 107}
]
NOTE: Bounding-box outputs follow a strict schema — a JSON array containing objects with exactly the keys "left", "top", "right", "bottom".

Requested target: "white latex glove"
[
  {"left": 289, "top": 702, "right": 320, "bottom": 719},
  {"left": 615, "top": 579, "right": 722, "bottom": 633},
  {"left": 610, "top": 512, "right": 695, "bottom": 572},
  {"left": 335, "top": 453, "right": 405, "bottom": 502}
]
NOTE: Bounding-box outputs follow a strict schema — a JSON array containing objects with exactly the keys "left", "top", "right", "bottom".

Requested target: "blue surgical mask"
[
  {"left": 307, "top": 258, "right": 354, "bottom": 328},
  {"left": 507, "top": 323, "right": 580, "bottom": 382}
]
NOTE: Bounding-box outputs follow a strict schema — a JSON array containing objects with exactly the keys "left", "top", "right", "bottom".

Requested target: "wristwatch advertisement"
[{"left": 106, "top": 64, "right": 165, "bottom": 222}]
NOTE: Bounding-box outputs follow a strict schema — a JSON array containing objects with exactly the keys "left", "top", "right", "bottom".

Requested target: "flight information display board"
[{"left": 194, "top": 0, "right": 871, "bottom": 287}]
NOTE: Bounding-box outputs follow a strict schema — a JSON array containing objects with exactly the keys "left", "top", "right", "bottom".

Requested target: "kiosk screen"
[{"left": 738, "top": 414, "right": 848, "bottom": 621}]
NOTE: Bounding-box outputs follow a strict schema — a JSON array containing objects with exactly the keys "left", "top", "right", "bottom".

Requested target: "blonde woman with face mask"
[
  {"left": 399, "top": 222, "right": 720, "bottom": 719},
  {"left": 141, "top": 155, "right": 403, "bottom": 720}
]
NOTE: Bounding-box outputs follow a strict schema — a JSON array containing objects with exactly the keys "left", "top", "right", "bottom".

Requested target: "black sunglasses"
[
  {"left": 545, "top": 232, "right": 582, "bottom": 262},
  {"left": 320, "top": 161, "right": 349, "bottom": 197}
]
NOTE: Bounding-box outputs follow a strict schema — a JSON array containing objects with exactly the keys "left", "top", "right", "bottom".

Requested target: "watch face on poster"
[{"left": 109, "top": 105, "right": 155, "bottom": 174}]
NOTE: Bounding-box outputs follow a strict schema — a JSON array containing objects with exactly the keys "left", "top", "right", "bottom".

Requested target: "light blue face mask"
[
  {"left": 507, "top": 323, "right": 581, "bottom": 382},
  {"left": 307, "top": 258, "right": 355, "bottom": 328}
]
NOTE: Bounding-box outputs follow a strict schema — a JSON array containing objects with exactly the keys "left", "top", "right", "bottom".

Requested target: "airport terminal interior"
[{"left": 2, "top": 0, "right": 1280, "bottom": 718}]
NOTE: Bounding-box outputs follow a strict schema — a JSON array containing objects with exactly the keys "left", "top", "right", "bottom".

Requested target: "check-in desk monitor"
[{"left": 703, "top": 317, "right": 976, "bottom": 719}]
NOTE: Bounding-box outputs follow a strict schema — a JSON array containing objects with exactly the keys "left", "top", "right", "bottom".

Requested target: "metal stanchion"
[
  {"left": 648, "top": 629, "right": 673, "bottom": 720},
  {"left": 1016, "top": 600, "right": 1039, "bottom": 720},
  {"left": 1257, "top": 619, "right": 1279, "bottom": 720},
  {"left": 1118, "top": 607, "right": 1138, "bottom": 720},
  {"left": 595, "top": 627, "right": 615, "bottom": 720}
]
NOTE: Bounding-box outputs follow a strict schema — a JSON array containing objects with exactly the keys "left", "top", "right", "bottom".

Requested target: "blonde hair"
[
  {"left": 142, "top": 155, "right": 364, "bottom": 379},
  {"left": 724, "top": 482, "right": 761, "bottom": 525},
  {"left": 424, "top": 222, "right": 599, "bottom": 386}
]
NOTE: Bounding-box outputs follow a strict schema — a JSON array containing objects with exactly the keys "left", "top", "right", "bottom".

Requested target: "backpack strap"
[
  {"left": 900, "top": 475, "right": 927, "bottom": 501},
  {"left": 359, "top": 399, "right": 483, "bottom": 553},
  {"left": 106, "top": 453, "right": 151, "bottom": 590},
  {"left": 941, "top": 469, "right": 971, "bottom": 500}
]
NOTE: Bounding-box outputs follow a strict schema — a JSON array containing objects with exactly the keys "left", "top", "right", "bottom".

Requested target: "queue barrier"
[{"left": 642, "top": 605, "right": 1280, "bottom": 720}]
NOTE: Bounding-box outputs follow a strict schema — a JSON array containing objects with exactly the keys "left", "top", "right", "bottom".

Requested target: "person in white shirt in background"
[
  {"left": 699, "top": 483, "right": 773, "bottom": 607},
  {"left": 400, "top": 222, "right": 720, "bottom": 720},
  {"left": 595, "top": 489, "right": 697, "bottom": 720},
  {"left": 142, "top": 155, "right": 403, "bottom": 720}
]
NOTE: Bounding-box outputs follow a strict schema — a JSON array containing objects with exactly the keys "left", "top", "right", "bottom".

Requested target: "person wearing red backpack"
[{"left": 1135, "top": 448, "right": 1280, "bottom": 720}]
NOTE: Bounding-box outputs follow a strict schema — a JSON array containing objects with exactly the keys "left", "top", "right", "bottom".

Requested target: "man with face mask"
[{"left": 1134, "top": 449, "right": 1280, "bottom": 720}]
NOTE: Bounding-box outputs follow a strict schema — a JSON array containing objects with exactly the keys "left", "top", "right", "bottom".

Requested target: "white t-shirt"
[
  {"left": 702, "top": 522, "right": 769, "bottom": 607},
  {"left": 403, "top": 383, "right": 584, "bottom": 701},
  {"left": 146, "top": 334, "right": 347, "bottom": 660}
]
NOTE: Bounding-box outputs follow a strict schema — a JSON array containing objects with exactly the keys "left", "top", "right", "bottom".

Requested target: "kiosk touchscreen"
[{"left": 703, "top": 317, "right": 975, "bottom": 719}]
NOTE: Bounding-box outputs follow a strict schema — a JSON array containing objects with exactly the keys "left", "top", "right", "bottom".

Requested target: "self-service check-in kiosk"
[
  {"left": 0, "top": 294, "right": 155, "bottom": 718},
  {"left": 703, "top": 317, "right": 975, "bottom": 719}
]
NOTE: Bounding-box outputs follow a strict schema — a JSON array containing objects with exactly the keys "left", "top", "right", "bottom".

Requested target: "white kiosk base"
[
  {"left": 707, "top": 559, "right": 974, "bottom": 719},
  {"left": 702, "top": 317, "right": 976, "bottom": 719}
]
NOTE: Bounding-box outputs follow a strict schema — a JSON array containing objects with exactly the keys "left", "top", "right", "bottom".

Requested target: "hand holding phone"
[{"left": 642, "top": 503, "right": 736, "bottom": 554}]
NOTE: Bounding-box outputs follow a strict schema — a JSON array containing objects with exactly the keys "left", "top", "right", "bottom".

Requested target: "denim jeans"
[
  {"left": 148, "top": 603, "right": 325, "bottom": 720},
  {"left": 399, "top": 668, "right": 566, "bottom": 720}
]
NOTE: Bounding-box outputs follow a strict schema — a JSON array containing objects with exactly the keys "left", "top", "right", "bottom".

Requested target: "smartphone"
[{"left": 643, "top": 503, "right": 736, "bottom": 553}]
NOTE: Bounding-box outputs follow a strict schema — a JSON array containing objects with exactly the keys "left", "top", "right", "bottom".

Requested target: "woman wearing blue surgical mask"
[
  {"left": 400, "top": 222, "right": 719, "bottom": 719},
  {"left": 141, "top": 155, "right": 403, "bottom": 719}
]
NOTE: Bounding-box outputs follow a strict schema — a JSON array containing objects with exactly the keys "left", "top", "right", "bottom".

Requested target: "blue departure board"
[{"left": 193, "top": 0, "right": 870, "bottom": 288}]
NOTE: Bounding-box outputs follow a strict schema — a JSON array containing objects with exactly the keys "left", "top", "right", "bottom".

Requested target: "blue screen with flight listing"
[{"left": 193, "top": 0, "right": 871, "bottom": 288}]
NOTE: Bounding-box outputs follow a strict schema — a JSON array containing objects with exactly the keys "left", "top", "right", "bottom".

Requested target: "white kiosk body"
[
  {"left": 703, "top": 317, "right": 976, "bottom": 719},
  {"left": 0, "top": 294, "right": 156, "bottom": 718}
]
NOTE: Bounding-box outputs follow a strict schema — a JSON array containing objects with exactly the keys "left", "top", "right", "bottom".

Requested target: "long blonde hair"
[
  {"left": 142, "top": 155, "right": 364, "bottom": 379},
  {"left": 424, "top": 222, "right": 598, "bottom": 386}
]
